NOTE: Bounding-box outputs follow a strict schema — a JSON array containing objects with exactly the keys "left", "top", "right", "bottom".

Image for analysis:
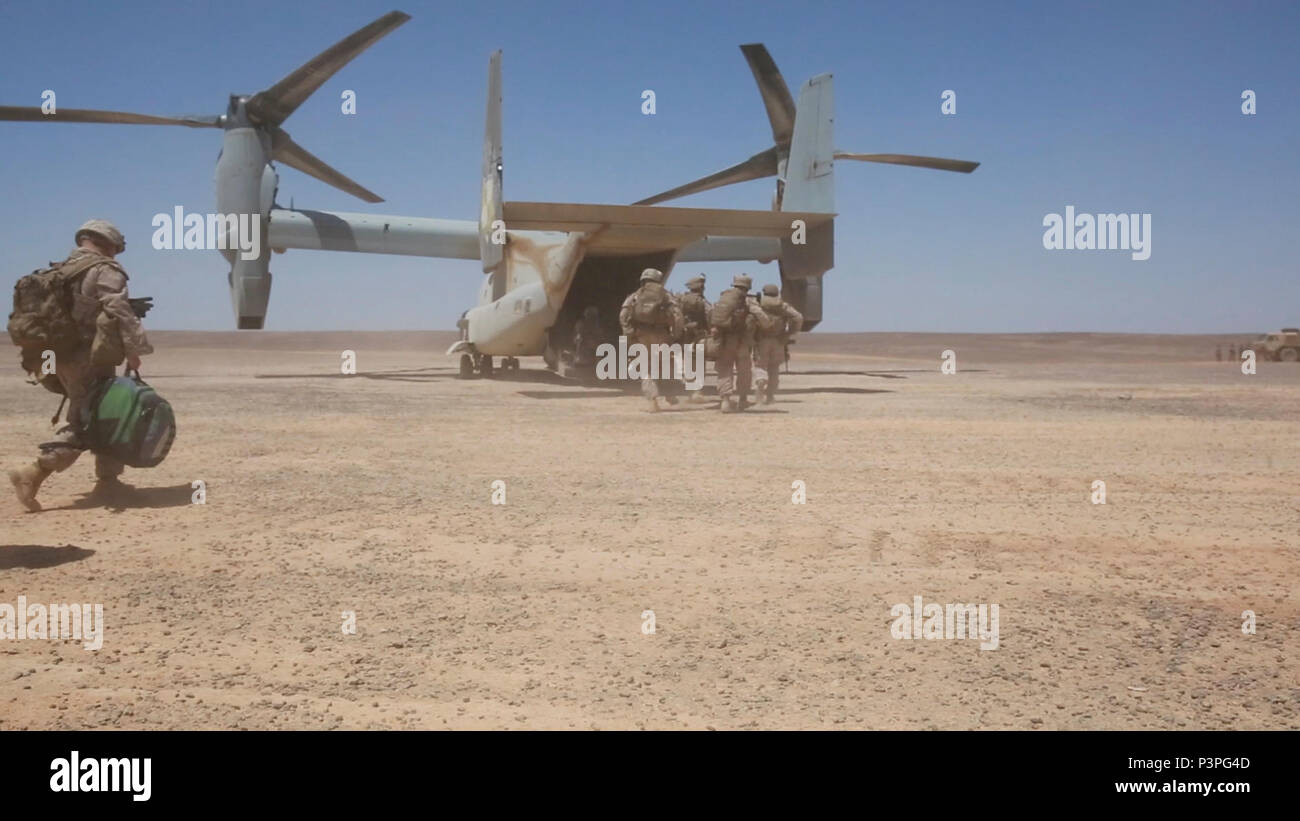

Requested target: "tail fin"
[
  {"left": 480, "top": 50, "right": 505, "bottom": 291},
  {"left": 781, "top": 73, "right": 834, "bottom": 214},
  {"left": 780, "top": 73, "right": 834, "bottom": 329}
]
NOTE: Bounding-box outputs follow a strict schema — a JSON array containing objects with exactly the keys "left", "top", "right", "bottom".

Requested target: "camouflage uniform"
[
  {"left": 619, "top": 268, "right": 684, "bottom": 412},
  {"left": 10, "top": 221, "right": 152, "bottom": 511},
  {"left": 676, "top": 275, "right": 711, "bottom": 402},
  {"left": 752, "top": 284, "right": 803, "bottom": 404},
  {"left": 677, "top": 275, "right": 711, "bottom": 345},
  {"left": 710, "top": 274, "right": 766, "bottom": 413}
]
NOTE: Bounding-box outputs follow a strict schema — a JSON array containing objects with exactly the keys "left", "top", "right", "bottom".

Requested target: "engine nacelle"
[{"left": 215, "top": 105, "right": 276, "bottom": 329}]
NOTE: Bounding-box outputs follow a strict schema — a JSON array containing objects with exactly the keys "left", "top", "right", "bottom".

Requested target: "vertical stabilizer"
[
  {"left": 780, "top": 73, "right": 834, "bottom": 329},
  {"left": 480, "top": 51, "right": 505, "bottom": 296}
]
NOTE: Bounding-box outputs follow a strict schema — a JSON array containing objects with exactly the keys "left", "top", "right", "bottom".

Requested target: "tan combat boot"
[
  {"left": 645, "top": 397, "right": 661, "bottom": 413},
  {"left": 9, "top": 463, "right": 51, "bottom": 513}
]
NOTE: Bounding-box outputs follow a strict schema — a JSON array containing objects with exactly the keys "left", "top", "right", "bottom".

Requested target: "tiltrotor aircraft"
[{"left": 0, "top": 10, "right": 979, "bottom": 378}]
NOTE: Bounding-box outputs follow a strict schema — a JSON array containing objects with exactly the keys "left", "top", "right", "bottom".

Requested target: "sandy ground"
[{"left": 1, "top": 331, "right": 1297, "bottom": 729}]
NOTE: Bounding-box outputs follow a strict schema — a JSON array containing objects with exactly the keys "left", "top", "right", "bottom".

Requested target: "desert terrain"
[{"left": 1, "top": 331, "right": 1297, "bottom": 729}]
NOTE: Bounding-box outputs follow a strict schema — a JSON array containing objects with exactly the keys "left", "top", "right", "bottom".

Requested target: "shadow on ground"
[
  {"left": 0, "top": 544, "right": 95, "bottom": 570},
  {"left": 43, "top": 483, "right": 197, "bottom": 513},
  {"left": 787, "top": 369, "right": 987, "bottom": 377}
]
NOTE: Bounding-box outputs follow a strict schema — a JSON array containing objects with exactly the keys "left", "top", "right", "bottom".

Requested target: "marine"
[
  {"left": 708, "top": 274, "right": 766, "bottom": 413},
  {"left": 675, "top": 274, "right": 711, "bottom": 402},
  {"left": 619, "top": 268, "right": 684, "bottom": 412},
  {"left": 9, "top": 220, "right": 154, "bottom": 512},
  {"left": 676, "top": 274, "right": 711, "bottom": 344},
  {"left": 751, "top": 283, "right": 803, "bottom": 404}
]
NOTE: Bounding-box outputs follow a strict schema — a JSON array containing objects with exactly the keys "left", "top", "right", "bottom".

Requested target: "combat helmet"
[
  {"left": 640, "top": 267, "right": 664, "bottom": 283},
  {"left": 75, "top": 219, "right": 126, "bottom": 254}
]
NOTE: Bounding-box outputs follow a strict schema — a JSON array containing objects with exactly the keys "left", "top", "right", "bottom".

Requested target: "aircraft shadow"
[
  {"left": 45, "top": 483, "right": 197, "bottom": 513},
  {"left": 785, "top": 369, "right": 988, "bottom": 377},
  {"left": 255, "top": 367, "right": 457, "bottom": 382},
  {"left": 518, "top": 385, "right": 892, "bottom": 400},
  {"left": 778, "top": 387, "right": 893, "bottom": 395},
  {"left": 0, "top": 544, "right": 95, "bottom": 570}
]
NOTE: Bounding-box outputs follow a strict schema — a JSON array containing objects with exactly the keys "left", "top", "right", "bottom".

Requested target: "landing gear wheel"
[
  {"left": 479, "top": 356, "right": 494, "bottom": 377},
  {"left": 458, "top": 354, "right": 474, "bottom": 379},
  {"left": 503, "top": 357, "right": 520, "bottom": 372}
]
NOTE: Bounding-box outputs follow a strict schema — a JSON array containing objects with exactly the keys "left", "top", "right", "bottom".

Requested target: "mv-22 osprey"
[{"left": 0, "top": 11, "right": 978, "bottom": 378}]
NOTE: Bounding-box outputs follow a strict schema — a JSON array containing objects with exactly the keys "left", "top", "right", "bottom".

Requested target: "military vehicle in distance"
[{"left": 1253, "top": 328, "right": 1300, "bottom": 362}]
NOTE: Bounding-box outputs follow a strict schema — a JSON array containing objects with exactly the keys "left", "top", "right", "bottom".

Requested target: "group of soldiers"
[{"left": 612, "top": 268, "right": 803, "bottom": 413}]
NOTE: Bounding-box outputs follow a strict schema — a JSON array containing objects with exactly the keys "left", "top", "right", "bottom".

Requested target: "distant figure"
[
  {"left": 1228, "top": 344, "right": 1236, "bottom": 360},
  {"left": 1215, "top": 346, "right": 1222, "bottom": 361},
  {"left": 572, "top": 305, "right": 602, "bottom": 367}
]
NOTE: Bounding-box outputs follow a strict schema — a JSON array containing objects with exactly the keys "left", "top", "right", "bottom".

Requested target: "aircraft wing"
[{"left": 502, "top": 202, "right": 833, "bottom": 254}]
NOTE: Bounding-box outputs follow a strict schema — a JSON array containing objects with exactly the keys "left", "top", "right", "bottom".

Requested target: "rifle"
[{"left": 128, "top": 296, "right": 154, "bottom": 319}]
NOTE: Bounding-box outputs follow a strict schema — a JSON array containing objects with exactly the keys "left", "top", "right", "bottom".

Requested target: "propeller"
[
  {"left": 245, "top": 10, "right": 410, "bottom": 128},
  {"left": 634, "top": 147, "right": 778, "bottom": 207},
  {"left": 0, "top": 11, "right": 411, "bottom": 203},
  {"left": 0, "top": 106, "right": 220, "bottom": 128},
  {"left": 833, "top": 152, "right": 979, "bottom": 174},
  {"left": 268, "top": 126, "right": 384, "bottom": 203},
  {"left": 635, "top": 43, "right": 979, "bottom": 207}
]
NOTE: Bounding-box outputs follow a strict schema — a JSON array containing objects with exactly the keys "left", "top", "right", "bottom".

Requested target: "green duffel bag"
[{"left": 84, "top": 370, "right": 176, "bottom": 468}]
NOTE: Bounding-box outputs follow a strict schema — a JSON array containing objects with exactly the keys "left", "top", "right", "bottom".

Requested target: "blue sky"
[{"left": 1, "top": 0, "right": 1296, "bottom": 332}]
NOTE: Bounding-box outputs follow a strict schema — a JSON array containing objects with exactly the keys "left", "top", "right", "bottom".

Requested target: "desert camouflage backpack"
[
  {"left": 631, "top": 281, "right": 672, "bottom": 327},
  {"left": 710, "top": 287, "right": 748, "bottom": 333},
  {"left": 755, "top": 295, "right": 786, "bottom": 336},
  {"left": 678, "top": 291, "right": 708, "bottom": 328},
  {"left": 8, "top": 254, "right": 109, "bottom": 394}
]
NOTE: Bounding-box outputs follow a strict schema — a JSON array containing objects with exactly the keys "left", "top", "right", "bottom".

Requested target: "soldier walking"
[
  {"left": 708, "top": 274, "right": 765, "bottom": 413},
  {"left": 9, "top": 220, "right": 153, "bottom": 512},
  {"left": 676, "top": 274, "right": 710, "bottom": 402},
  {"left": 752, "top": 283, "right": 803, "bottom": 404},
  {"left": 619, "top": 268, "right": 683, "bottom": 412}
]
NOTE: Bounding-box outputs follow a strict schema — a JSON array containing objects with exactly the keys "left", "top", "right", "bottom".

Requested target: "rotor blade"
[
  {"left": 0, "top": 106, "right": 220, "bottom": 128},
  {"left": 739, "top": 44, "right": 796, "bottom": 149},
  {"left": 833, "top": 152, "right": 980, "bottom": 173},
  {"left": 270, "top": 126, "right": 383, "bottom": 203},
  {"left": 245, "top": 10, "right": 411, "bottom": 126},
  {"left": 633, "top": 147, "right": 779, "bottom": 206}
]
